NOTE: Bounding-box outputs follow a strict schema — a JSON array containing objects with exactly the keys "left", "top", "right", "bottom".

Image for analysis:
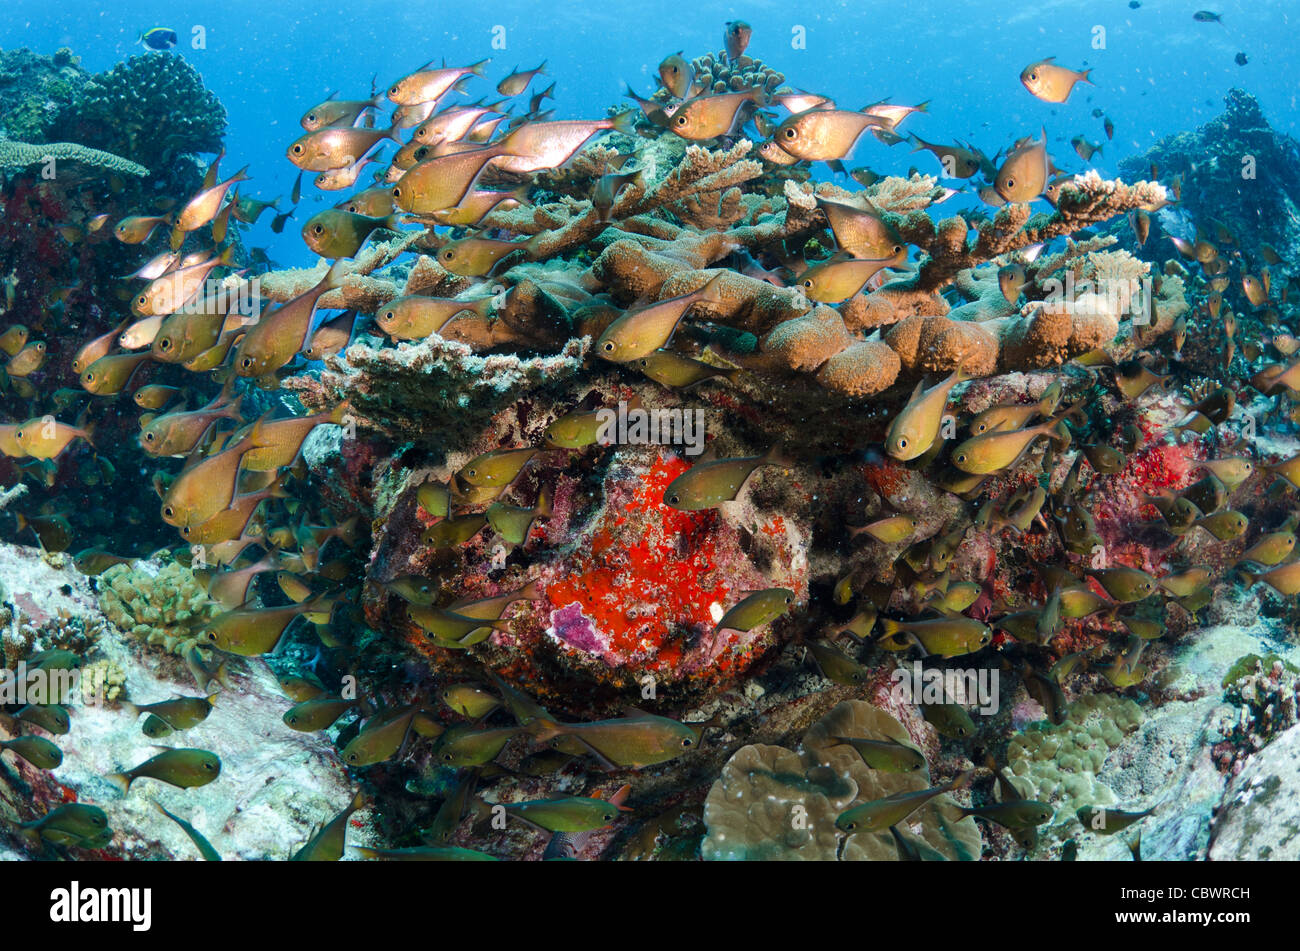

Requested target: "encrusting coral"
[
  {"left": 703, "top": 701, "right": 981, "bottom": 860},
  {"left": 1006, "top": 693, "right": 1144, "bottom": 834}
]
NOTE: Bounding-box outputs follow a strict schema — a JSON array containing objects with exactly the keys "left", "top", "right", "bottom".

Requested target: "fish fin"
[{"left": 106, "top": 772, "right": 132, "bottom": 794}]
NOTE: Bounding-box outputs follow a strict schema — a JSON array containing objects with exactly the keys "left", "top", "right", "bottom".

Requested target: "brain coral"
[{"left": 703, "top": 700, "right": 981, "bottom": 860}]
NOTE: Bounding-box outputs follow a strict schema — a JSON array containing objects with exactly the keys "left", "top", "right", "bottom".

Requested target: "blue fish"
[{"left": 138, "top": 27, "right": 178, "bottom": 51}]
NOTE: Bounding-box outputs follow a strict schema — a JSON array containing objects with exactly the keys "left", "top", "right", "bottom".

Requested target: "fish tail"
[
  {"left": 120, "top": 700, "right": 140, "bottom": 719},
  {"left": 327, "top": 401, "right": 351, "bottom": 426},
  {"left": 609, "top": 109, "right": 638, "bottom": 136},
  {"left": 528, "top": 716, "right": 564, "bottom": 742},
  {"left": 947, "top": 768, "right": 974, "bottom": 792},
  {"left": 535, "top": 484, "right": 554, "bottom": 520},
  {"left": 761, "top": 443, "right": 796, "bottom": 470},
  {"left": 1081, "top": 68, "right": 1095, "bottom": 85},
  {"left": 469, "top": 58, "right": 490, "bottom": 77},
  {"left": 106, "top": 771, "right": 133, "bottom": 794},
  {"left": 877, "top": 617, "right": 902, "bottom": 638}
]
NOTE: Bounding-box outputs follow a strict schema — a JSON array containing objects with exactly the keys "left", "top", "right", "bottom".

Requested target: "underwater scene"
[{"left": 0, "top": 0, "right": 1298, "bottom": 872}]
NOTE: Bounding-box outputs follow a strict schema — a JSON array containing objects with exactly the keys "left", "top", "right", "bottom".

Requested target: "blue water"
[{"left": 7, "top": 0, "right": 1294, "bottom": 263}]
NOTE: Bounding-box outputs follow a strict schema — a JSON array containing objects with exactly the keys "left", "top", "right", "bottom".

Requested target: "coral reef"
[
  {"left": 703, "top": 701, "right": 981, "bottom": 860},
  {"left": 0, "top": 140, "right": 148, "bottom": 177},
  {"left": 98, "top": 561, "right": 221, "bottom": 660},
  {"left": 1007, "top": 693, "right": 1144, "bottom": 835}
]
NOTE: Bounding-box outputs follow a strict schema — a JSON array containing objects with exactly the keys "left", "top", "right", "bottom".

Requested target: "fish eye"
[
  {"left": 163, "top": 505, "right": 173, "bottom": 517},
  {"left": 844, "top": 821, "right": 856, "bottom": 831},
  {"left": 681, "top": 737, "right": 694, "bottom": 747},
  {"left": 144, "top": 432, "right": 154, "bottom": 442},
  {"left": 802, "top": 279, "right": 813, "bottom": 289},
  {"left": 137, "top": 295, "right": 147, "bottom": 306},
  {"left": 384, "top": 311, "right": 395, "bottom": 320},
  {"left": 347, "top": 752, "right": 358, "bottom": 763},
  {"left": 393, "top": 187, "right": 402, "bottom": 198},
  {"left": 441, "top": 752, "right": 453, "bottom": 762},
  {"left": 307, "top": 113, "right": 316, "bottom": 122},
  {"left": 292, "top": 145, "right": 304, "bottom": 155},
  {"left": 203, "top": 761, "right": 216, "bottom": 771},
  {"left": 1006, "top": 178, "right": 1015, "bottom": 188},
  {"left": 668, "top": 493, "right": 680, "bottom": 504},
  {"left": 898, "top": 437, "right": 908, "bottom": 448},
  {"left": 955, "top": 452, "right": 966, "bottom": 463},
  {"left": 206, "top": 632, "right": 217, "bottom": 641},
  {"left": 159, "top": 338, "right": 172, "bottom": 351},
  {"left": 602, "top": 341, "right": 615, "bottom": 352},
  {"left": 893, "top": 245, "right": 903, "bottom": 254},
  {"left": 313, "top": 225, "right": 324, "bottom": 234},
  {"left": 442, "top": 249, "right": 455, "bottom": 260},
  {"left": 783, "top": 128, "right": 796, "bottom": 139},
  {"left": 241, "top": 357, "right": 253, "bottom": 369}
]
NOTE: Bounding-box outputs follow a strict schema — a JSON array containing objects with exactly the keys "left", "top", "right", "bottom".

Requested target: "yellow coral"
[{"left": 98, "top": 561, "right": 221, "bottom": 659}]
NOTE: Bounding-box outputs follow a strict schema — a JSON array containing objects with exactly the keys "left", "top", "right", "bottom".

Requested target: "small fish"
[
  {"left": 434, "top": 724, "right": 522, "bottom": 766},
  {"left": 774, "top": 109, "right": 888, "bottom": 161},
  {"left": 1077, "top": 804, "right": 1155, "bottom": 834},
  {"left": 287, "top": 126, "right": 399, "bottom": 172},
  {"left": 301, "top": 209, "right": 399, "bottom": 258},
  {"left": 950, "top": 415, "right": 1065, "bottom": 474},
  {"left": 20, "top": 803, "right": 111, "bottom": 849},
  {"left": 663, "top": 446, "right": 791, "bottom": 511},
  {"left": 387, "top": 59, "right": 489, "bottom": 106},
  {"left": 723, "top": 20, "right": 752, "bottom": 61},
  {"left": 137, "top": 27, "right": 178, "bottom": 50},
  {"left": 342, "top": 707, "right": 418, "bottom": 767},
  {"left": 1020, "top": 58, "right": 1093, "bottom": 103},
  {"left": 658, "top": 53, "right": 694, "bottom": 98},
  {"left": 853, "top": 515, "right": 919, "bottom": 544},
  {"left": 995, "top": 128, "right": 1050, "bottom": 203},
  {"left": 107, "top": 748, "right": 221, "bottom": 792},
  {"left": 714, "top": 588, "right": 794, "bottom": 634},
  {"left": 669, "top": 88, "right": 766, "bottom": 141},
  {"left": 1239, "top": 560, "right": 1300, "bottom": 597},
  {"left": 834, "top": 735, "right": 927, "bottom": 773},
  {"left": 1235, "top": 52, "right": 1249, "bottom": 66},
  {"left": 1086, "top": 565, "right": 1158, "bottom": 602},
  {"left": 796, "top": 249, "right": 907, "bottom": 302},
  {"left": 500, "top": 795, "right": 626, "bottom": 834},
  {"left": 1193, "top": 11, "right": 1222, "bottom": 23},
  {"left": 201, "top": 596, "right": 331, "bottom": 655},
  {"left": 886, "top": 362, "right": 968, "bottom": 460},
  {"left": 154, "top": 802, "right": 221, "bottom": 860},
  {"left": 114, "top": 214, "right": 172, "bottom": 244},
  {"left": 291, "top": 790, "right": 367, "bottom": 861},
  {"left": 121, "top": 695, "right": 216, "bottom": 732},
  {"left": 806, "top": 639, "right": 872, "bottom": 686},
  {"left": 529, "top": 710, "right": 698, "bottom": 770},
  {"left": 836, "top": 771, "right": 971, "bottom": 833},
  {"left": 878, "top": 617, "right": 992, "bottom": 658},
  {"left": 1071, "top": 136, "right": 1103, "bottom": 162},
  {"left": 443, "top": 684, "right": 501, "bottom": 719},
  {"left": 13, "top": 417, "right": 92, "bottom": 460},
  {"left": 959, "top": 800, "right": 1054, "bottom": 829},
  {"left": 0, "top": 735, "right": 63, "bottom": 770}
]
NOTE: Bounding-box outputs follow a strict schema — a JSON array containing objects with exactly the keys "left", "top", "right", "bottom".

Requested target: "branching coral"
[{"left": 98, "top": 560, "right": 221, "bottom": 658}]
